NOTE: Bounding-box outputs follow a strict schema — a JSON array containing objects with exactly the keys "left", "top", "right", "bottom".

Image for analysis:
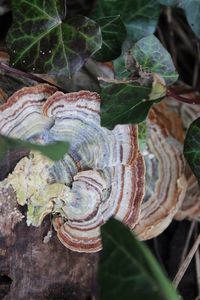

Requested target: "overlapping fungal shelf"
[
  {"left": 1, "top": 83, "right": 198, "bottom": 252},
  {"left": 134, "top": 106, "right": 187, "bottom": 240},
  {"left": 0, "top": 84, "right": 57, "bottom": 139},
  {"left": 164, "top": 97, "right": 200, "bottom": 221},
  {"left": 0, "top": 84, "right": 145, "bottom": 252},
  {"left": 143, "top": 98, "right": 200, "bottom": 222}
]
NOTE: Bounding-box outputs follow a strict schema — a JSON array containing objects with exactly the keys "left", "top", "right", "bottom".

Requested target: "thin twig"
[
  {"left": 166, "top": 7, "right": 177, "bottom": 68},
  {"left": 180, "top": 220, "right": 196, "bottom": 265},
  {"left": 0, "top": 62, "right": 68, "bottom": 93},
  {"left": 195, "top": 244, "right": 200, "bottom": 299},
  {"left": 167, "top": 89, "right": 200, "bottom": 105},
  {"left": 173, "top": 233, "right": 200, "bottom": 288},
  {"left": 64, "top": 0, "right": 67, "bottom": 19},
  {"left": 192, "top": 42, "right": 200, "bottom": 89},
  {"left": 173, "top": 19, "right": 194, "bottom": 52},
  {"left": 194, "top": 223, "right": 200, "bottom": 300}
]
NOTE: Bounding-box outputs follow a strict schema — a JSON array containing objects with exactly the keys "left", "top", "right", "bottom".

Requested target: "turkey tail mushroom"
[
  {"left": 134, "top": 107, "right": 187, "bottom": 240},
  {"left": 175, "top": 173, "right": 200, "bottom": 221},
  {"left": 164, "top": 95, "right": 200, "bottom": 221},
  {"left": 0, "top": 84, "right": 57, "bottom": 139},
  {"left": 53, "top": 154, "right": 145, "bottom": 253},
  {"left": 142, "top": 97, "right": 200, "bottom": 224},
  {"left": 42, "top": 90, "right": 145, "bottom": 252},
  {"left": 0, "top": 85, "right": 145, "bottom": 253}
]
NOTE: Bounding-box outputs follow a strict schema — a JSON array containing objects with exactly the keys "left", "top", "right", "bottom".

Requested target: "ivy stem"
[
  {"left": 0, "top": 63, "right": 68, "bottom": 93},
  {"left": 2, "top": 62, "right": 200, "bottom": 106},
  {"left": 167, "top": 88, "right": 200, "bottom": 105}
]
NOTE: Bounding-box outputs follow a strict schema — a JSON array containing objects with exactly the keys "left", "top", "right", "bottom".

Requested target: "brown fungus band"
[
  {"left": 0, "top": 84, "right": 145, "bottom": 252},
  {"left": 163, "top": 97, "right": 200, "bottom": 221},
  {"left": 1, "top": 84, "right": 193, "bottom": 251},
  {"left": 148, "top": 99, "right": 200, "bottom": 222},
  {"left": 134, "top": 106, "right": 187, "bottom": 240}
]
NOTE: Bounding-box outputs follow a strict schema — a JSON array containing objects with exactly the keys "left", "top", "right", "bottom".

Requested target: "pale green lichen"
[{"left": 8, "top": 151, "right": 70, "bottom": 227}]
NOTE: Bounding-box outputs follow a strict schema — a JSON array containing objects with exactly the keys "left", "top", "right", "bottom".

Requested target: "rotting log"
[{"left": 0, "top": 154, "right": 99, "bottom": 300}]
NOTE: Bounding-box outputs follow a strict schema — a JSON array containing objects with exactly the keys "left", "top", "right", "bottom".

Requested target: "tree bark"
[{"left": 0, "top": 153, "right": 99, "bottom": 300}]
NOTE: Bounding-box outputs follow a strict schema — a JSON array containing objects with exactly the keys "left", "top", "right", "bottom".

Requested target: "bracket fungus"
[
  {"left": 0, "top": 84, "right": 145, "bottom": 252},
  {"left": 164, "top": 97, "right": 200, "bottom": 221},
  {"left": 134, "top": 105, "right": 187, "bottom": 240},
  {"left": 143, "top": 98, "right": 200, "bottom": 223}
]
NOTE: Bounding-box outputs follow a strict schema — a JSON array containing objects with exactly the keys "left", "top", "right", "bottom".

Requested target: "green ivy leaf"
[
  {"left": 99, "top": 75, "right": 166, "bottom": 129},
  {"left": 91, "top": 0, "right": 160, "bottom": 42},
  {"left": 113, "top": 55, "right": 131, "bottom": 79},
  {"left": 181, "top": 0, "right": 200, "bottom": 40},
  {"left": 99, "top": 79, "right": 152, "bottom": 128},
  {"left": 131, "top": 34, "right": 178, "bottom": 85},
  {"left": 184, "top": 117, "right": 200, "bottom": 184},
  {"left": 99, "top": 219, "right": 182, "bottom": 300},
  {"left": 93, "top": 15, "right": 126, "bottom": 62},
  {"left": 6, "top": 0, "right": 102, "bottom": 78},
  {"left": 0, "top": 135, "right": 69, "bottom": 161}
]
